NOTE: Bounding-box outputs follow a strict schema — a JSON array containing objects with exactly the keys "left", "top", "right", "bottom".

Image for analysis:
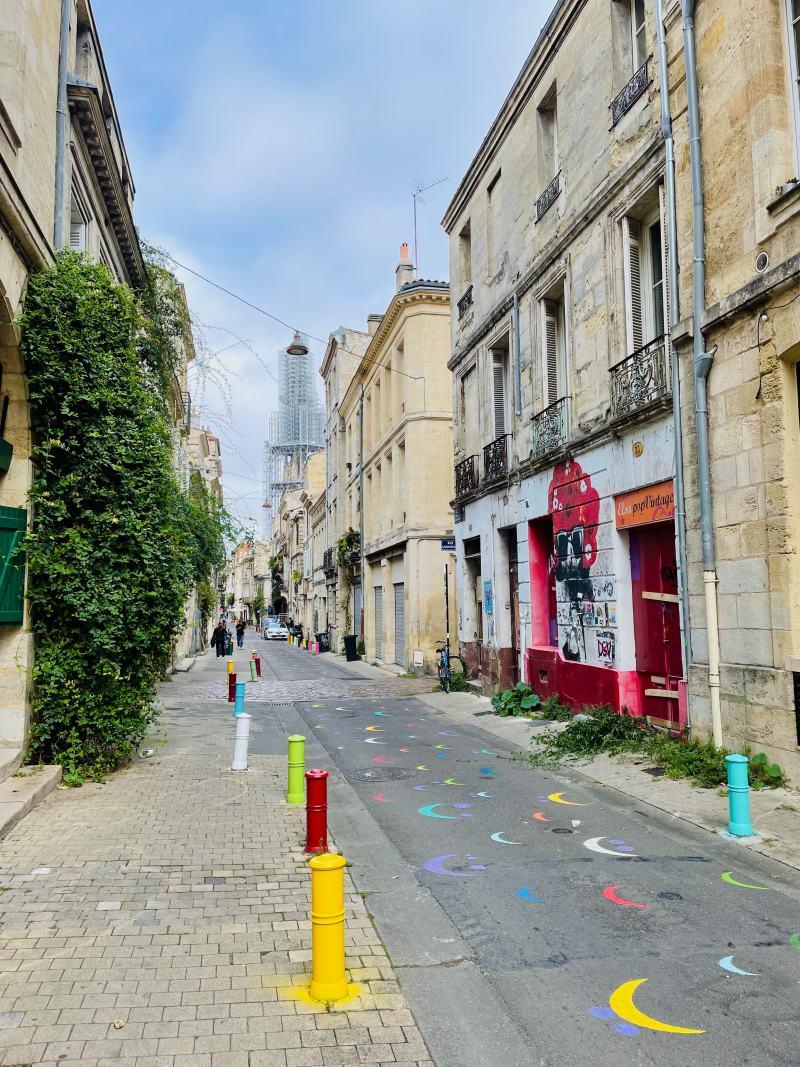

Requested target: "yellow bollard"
[
  {"left": 227, "top": 658, "right": 235, "bottom": 675},
  {"left": 308, "top": 853, "right": 349, "bottom": 1002}
]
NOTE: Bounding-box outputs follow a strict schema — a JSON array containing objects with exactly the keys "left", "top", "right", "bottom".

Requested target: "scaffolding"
[{"left": 262, "top": 340, "right": 324, "bottom": 535}]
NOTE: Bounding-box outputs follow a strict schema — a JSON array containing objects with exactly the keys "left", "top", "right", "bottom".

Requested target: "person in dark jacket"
[
  {"left": 211, "top": 621, "right": 227, "bottom": 658},
  {"left": 235, "top": 619, "right": 246, "bottom": 649}
]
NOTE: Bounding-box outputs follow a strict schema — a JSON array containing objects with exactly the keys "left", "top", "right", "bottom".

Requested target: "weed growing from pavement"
[{"left": 528, "top": 704, "right": 786, "bottom": 790}]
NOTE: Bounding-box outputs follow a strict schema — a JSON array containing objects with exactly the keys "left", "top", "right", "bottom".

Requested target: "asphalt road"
[{"left": 248, "top": 635, "right": 800, "bottom": 1067}]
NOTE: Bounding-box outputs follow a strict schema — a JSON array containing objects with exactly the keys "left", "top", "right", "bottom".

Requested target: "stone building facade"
[
  {"left": 445, "top": 0, "right": 680, "bottom": 717},
  {"left": 336, "top": 248, "right": 454, "bottom": 674},
  {"left": 665, "top": 0, "right": 800, "bottom": 778},
  {"left": 0, "top": 0, "right": 144, "bottom": 751}
]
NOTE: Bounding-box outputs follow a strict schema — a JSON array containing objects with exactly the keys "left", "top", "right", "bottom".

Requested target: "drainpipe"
[
  {"left": 512, "top": 292, "right": 522, "bottom": 417},
  {"left": 54, "top": 0, "right": 72, "bottom": 249},
  {"left": 656, "top": 0, "right": 692, "bottom": 723},
  {"left": 682, "top": 0, "right": 723, "bottom": 748},
  {"left": 358, "top": 385, "right": 365, "bottom": 641}
]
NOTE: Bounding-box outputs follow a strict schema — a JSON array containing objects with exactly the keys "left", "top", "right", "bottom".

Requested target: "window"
[
  {"left": 487, "top": 171, "right": 502, "bottom": 277},
  {"left": 69, "top": 192, "right": 87, "bottom": 251},
  {"left": 537, "top": 85, "right": 558, "bottom": 190},
  {"left": 540, "top": 285, "right": 567, "bottom": 407},
  {"left": 459, "top": 220, "right": 472, "bottom": 289},
  {"left": 631, "top": 0, "right": 647, "bottom": 70},
  {"left": 460, "top": 365, "right": 479, "bottom": 458},
  {"left": 622, "top": 187, "right": 669, "bottom": 353},
  {"left": 788, "top": 0, "right": 800, "bottom": 164},
  {"left": 490, "top": 340, "right": 509, "bottom": 440}
]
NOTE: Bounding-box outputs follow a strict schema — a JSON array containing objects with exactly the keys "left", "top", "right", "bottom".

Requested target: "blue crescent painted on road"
[
  {"left": 584, "top": 837, "right": 637, "bottom": 857},
  {"left": 517, "top": 887, "right": 545, "bottom": 902},
  {"left": 491, "top": 831, "right": 522, "bottom": 845},
  {"left": 418, "top": 804, "right": 457, "bottom": 820},
  {"left": 423, "top": 854, "right": 485, "bottom": 877},
  {"left": 718, "top": 955, "right": 760, "bottom": 976},
  {"left": 373, "top": 711, "right": 386, "bottom": 716}
]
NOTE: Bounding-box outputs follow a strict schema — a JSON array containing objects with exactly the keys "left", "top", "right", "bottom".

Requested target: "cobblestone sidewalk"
[{"left": 0, "top": 657, "right": 433, "bottom": 1067}]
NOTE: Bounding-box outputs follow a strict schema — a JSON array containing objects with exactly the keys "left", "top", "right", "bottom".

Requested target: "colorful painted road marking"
[
  {"left": 490, "top": 831, "right": 522, "bottom": 845},
  {"left": 479, "top": 767, "right": 495, "bottom": 778},
  {"left": 416, "top": 765, "right": 429, "bottom": 771},
  {"left": 721, "top": 872, "right": 768, "bottom": 890},
  {"left": 790, "top": 933, "right": 800, "bottom": 950},
  {"left": 423, "top": 854, "right": 485, "bottom": 877},
  {"left": 608, "top": 979, "right": 705, "bottom": 1035},
  {"left": 373, "top": 793, "right": 394, "bottom": 803},
  {"left": 603, "top": 885, "right": 648, "bottom": 909},
  {"left": 418, "top": 803, "right": 472, "bottom": 820},
  {"left": 532, "top": 812, "right": 549, "bottom": 822},
  {"left": 471, "top": 791, "right": 493, "bottom": 798},
  {"left": 547, "top": 792, "right": 588, "bottom": 806},
  {"left": 363, "top": 738, "right": 387, "bottom": 745},
  {"left": 370, "top": 756, "right": 387, "bottom": 763},
  {"left": 364, "top": 725, "right": 383, "bottom": 732},
  {"left": 584, "top": 837, "right": 637, "bottom": 857},
  {"left": 718, "top": 955, "right": 760, "bottom": 976},
  {"left": 590, "top": 1006, "right": 639, "bottom": 1037},
  {"left": 443, "top": 777, "right": 464, "bottom": 786},
  {"left": 517, "top": 887, "right": 545, "bottom": 903}
]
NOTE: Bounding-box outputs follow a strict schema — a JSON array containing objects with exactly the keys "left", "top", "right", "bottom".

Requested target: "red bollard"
[
  {"left": 305, "top": 769, "right": 329, "bottom": 853},
  {"left": 228, "top": 673, "right": 237, "bottom": 703},
  {"left": 253, "top": 653, "right": 261, "bottom": 678}
]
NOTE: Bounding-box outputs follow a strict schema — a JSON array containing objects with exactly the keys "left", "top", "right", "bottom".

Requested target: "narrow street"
[{"left": 239, "top": 636, "right": 800, "bottom": 1067}]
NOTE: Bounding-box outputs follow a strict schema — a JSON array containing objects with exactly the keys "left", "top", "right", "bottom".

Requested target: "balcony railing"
[
  {"left": 536, "top": 172, "right": 561, "bottom": 222},
  {"left": 483, "top": 435, "right": 509, "bottom": 483},
  {"left": 457, "top": 285, "right": 473, "bottom": 320},
  {"left": 610, "top": 57, "right": 651, "bottom": 127},
  {"left": 532, "top": 396, "right": 569, "bottom": 460},
  {"left": 610, "top": 335, "right": 670, "bottom": 419},
  {"left": 454, "top": 455, "right": 478, "bottom": 499}
]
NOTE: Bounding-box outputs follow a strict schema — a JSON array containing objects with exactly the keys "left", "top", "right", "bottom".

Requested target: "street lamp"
[{"left": 286, "top": 331, "right": 309, "bottom": 357}]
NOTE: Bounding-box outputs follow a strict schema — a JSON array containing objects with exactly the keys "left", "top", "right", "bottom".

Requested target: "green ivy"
[{"left": 20, "top": 251, "right": 230, "bottom": 780}]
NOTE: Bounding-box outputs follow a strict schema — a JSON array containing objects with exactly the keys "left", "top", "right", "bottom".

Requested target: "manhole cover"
[
  {"left": 346, "top": 767, "right": 418, "bottom": 782},
  {"left": 644, "top": 767, "right": 666, "bottom": 777},
  {"left": 314, "top": 711, "right": 357, "bottom": 720},
  {"left": 269, "top": 702, "right": 294, "bottom": 708},
  {"left": 551, "top": 827, "right": 574, "bottom": 834}
]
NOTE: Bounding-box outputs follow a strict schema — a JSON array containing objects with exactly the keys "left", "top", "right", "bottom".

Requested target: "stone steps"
[{"left": 0, "top": 757, "right": 62, "bottom": 842}]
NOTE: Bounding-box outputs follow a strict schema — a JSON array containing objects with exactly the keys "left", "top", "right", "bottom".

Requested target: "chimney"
[
  {"left": 395, "top": 242, "right": 414, "bottom": 291},
  {"left": 367, "top": 314, "right": 383, "bottom": 336}
]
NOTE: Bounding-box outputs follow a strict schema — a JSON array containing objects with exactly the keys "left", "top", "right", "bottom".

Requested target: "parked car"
[{"left": 263, "top": 618, "right": 289, "bottom": 641}]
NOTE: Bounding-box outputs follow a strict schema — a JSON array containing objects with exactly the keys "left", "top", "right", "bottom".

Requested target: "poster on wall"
[{"left": 483, "top": 580, "right": 493, "bottom": 615}]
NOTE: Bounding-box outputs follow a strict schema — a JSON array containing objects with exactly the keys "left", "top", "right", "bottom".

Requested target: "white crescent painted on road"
[
  {"left": 363, "top": 738, "right": 387, "bottom": 745},
  {"left": 583, "top": 836, "right": 637, "bottom": 858},
  {"left": 718, "top": 955, "right": 760, "bottom": 976}
]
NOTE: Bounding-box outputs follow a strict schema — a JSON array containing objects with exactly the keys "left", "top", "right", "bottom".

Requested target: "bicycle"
[{"left": 436, "top": 640, "right": 463, "bottom": 694}]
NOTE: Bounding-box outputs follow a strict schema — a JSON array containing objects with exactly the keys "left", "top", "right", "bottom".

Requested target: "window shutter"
[
  {"left": 658, "top": 185, "right": 671, "bottom": 334},
  {"left": 492, "top": 351, "right": 506, "bottom": 438},
  {"left": 623, "top": 217, "right": 644, "bottom": 354},
  {"left": 69, "top": 220, "right": 83, "bottom": 250},
  {"left": 543, "top": 299, "right": 560, "bottom": 406},
  {"left": 0, "top": 506, "right": 26, "bottom": 625}
]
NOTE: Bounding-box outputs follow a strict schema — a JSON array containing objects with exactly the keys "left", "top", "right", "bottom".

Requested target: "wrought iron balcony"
[
  {"left": 454, "top": 455, "right": 478, "bottom": 499},
  {"left": 610, "top": 335, "right": 670, "bottom": 419},
  {"left": 532, "top": 397, "right": 569, "bottom": 460},
  {"left": 483, "top": 435, "right": 509, "bottom": 483},
  {"left": 323, "top": 547, "right": 336, "bottom": 577},
  {"left": 536, "top": 172, "right": 561, "bottom": 222},
  {"left": 457, "top": 285, "right": 473, "bottom": 320},
  {"left": 610, "top": 58, "right": 651, "bottom": 127}
]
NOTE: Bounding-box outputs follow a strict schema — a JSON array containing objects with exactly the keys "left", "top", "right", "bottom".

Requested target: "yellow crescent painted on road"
[
  {"left": 364, "top": 725, "right": 383, "bottom": 732},
  {"left": 547, "top": 792, "right": 588, "bottom": 806},
  {"left": 609, "top": 979, "right": 705, "bottom": 1035}
]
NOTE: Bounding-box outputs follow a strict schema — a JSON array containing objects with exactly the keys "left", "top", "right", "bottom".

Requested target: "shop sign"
[{"left": 615, "top": 480, "right": 675, "bottom": 529}]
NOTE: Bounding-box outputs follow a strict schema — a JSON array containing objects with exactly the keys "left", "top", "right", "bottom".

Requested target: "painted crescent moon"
[
  {"left": 423, "top": 854, "right": 476, "bottom": 877},
  {"left": 444, "top": 777, "right": 464, "bottom": 786},
  {"left": 364, "top": 725, "right": 383, "bottom": 732},
  {"left": 532, "top": 812, "right": 549, "bottom": 822},
  {"left": 363, "top": 738, "right": 387, "bottom": 745},
  {"left": 373, "top": 793, "right": 394, "bottom": 803},
  {"left": 603, "top": 885, "right": 648, "bottom": 909},
  {"left": 491, "top": 831, "right": 522, "bottom": 845},
  {"left": 721, "top": 871, "right": 768, "bottom": 890},
  {"left": 474, "top": 791, "right": 493, "bottom": 798},
  {"left": 584, "top": 837, "right": 637, "bottom": 857},
  {"left": 517, "top": 887, "right": 545, "bottom": 903},
  {"left": 416, "top": 765, "right": 429, "bottom": 771},
  {"left": 548, "top": 792, "right": 588, "bottom": 806},
  {"left": 370, "top": 756, "right": 387, "bottom": 763},
  {"left": 373, "top": 711, "right": 386, "bottom": 716},
  {"left": 609, "top": 979, "right": 705, "bottom": 1035},
  {"left": 418, "top": 804, "right": 457, "bottom": 820},
  {"left": 435, "top": 744, "right": 449, "bottom": 750},
  {"left": 790, "top": 933, "right": 800, "bottom": 950},
  {"left": 718, "top": 955, "right": 760, "bottom": 976}
]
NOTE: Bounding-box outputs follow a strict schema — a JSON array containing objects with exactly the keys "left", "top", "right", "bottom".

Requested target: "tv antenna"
[{"left": 412, "top": 176, "right": 448, "bottom": 278}]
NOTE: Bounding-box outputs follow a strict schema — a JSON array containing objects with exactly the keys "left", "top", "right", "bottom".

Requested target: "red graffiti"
[{"left": 548, "top": 460, "right": 600, "bottom": 570}]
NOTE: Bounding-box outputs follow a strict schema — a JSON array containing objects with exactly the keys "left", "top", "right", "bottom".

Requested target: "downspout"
[
  {"left": 359, "top": 385, "right": 365, "bottom": 641},
  {"left": 54, "top": 0, "right": 72, "bottom": 249},
  {"left": 682, "top": 0, "right": 723, "bottom": 747},
  {"left": 656, "top": 0, "right": 692, "bottom": 727},
  {"left": 512, "top": 292, "right": 522, "bottom": 416}
]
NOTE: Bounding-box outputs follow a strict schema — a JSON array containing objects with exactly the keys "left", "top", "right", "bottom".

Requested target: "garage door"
[
  {"left": 374, "top": 587, "right": 383, "bottom": 659},
  {"left": 394, "top": 583, "right": 405, "bottom": 667}
]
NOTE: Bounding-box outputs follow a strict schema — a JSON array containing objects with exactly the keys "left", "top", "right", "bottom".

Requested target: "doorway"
[
  {"left": 630, "top": 522, "right": 681, "bottom": 724},
  {"left": 501, "top": 528, "right": 519, "bottom": 685}
]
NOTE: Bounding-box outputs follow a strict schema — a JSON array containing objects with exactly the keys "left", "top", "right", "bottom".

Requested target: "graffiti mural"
[{"left": 549, "top": 460, "right": 616, "bottom": 667}]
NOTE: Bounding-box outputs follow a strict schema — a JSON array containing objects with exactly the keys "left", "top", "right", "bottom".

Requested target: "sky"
[{"left": 95, "top": 0, "right": 550, "bottom": 533}]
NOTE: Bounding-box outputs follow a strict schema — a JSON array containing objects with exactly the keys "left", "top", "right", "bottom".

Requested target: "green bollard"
[
  {"left": 286, "top": 735, "right": 306, "bottom": 805},
  {"left": 249, "top": 659, "right": 257, "bottom": 682}
]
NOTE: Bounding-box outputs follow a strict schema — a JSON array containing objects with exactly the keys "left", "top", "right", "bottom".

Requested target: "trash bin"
[
  {"left": 343, "top": 634, "right": 359, "bottom": 662},
  {"left": 316, "top": 631, "right": 331, "bottom": 654},
  {"left": 226, "top": 637, "right": 233, "bottom": 656}
]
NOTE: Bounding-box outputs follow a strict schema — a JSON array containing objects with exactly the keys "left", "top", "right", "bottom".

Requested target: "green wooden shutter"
[{"left": 0, "top": 506, "right": 26, "bottom": 625}]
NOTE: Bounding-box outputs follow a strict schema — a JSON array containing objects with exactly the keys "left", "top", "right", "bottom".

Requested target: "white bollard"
[{"left": 231, "top": 713, "right": 251, "bottom": 772}]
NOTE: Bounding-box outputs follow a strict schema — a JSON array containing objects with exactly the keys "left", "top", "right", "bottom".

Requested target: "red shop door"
[{"left": 630, "top": 522, "right": 681, "bottom": 725}]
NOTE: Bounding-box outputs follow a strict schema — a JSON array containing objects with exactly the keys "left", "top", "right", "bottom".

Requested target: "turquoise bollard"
[
  {"left": 234, "top": 681, "right": 246, "bottom": 718},
  {"left": 726, "top": 753, "right": 754, "bottom": 837}
]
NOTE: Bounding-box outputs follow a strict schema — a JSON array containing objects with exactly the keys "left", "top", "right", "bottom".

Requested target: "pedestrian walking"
[
  {"left": 210, "top": 620, "right": 227, "bottom": 658},
  {"left": 236, "top": 619, "right": 246, "bottom": 649}
]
